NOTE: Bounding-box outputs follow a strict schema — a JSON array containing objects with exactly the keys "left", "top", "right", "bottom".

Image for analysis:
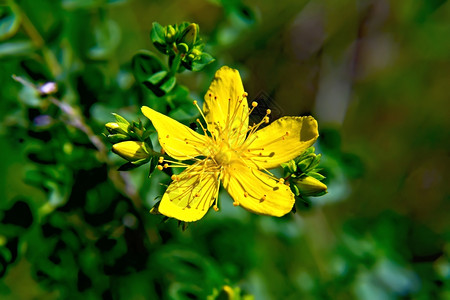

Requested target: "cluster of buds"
[
  {"left": 105, "top": 113, "right": 156, "bottom": 171},
  {"left": 282, "top": 147, "right": 327, "bottom": 197},
  {"left": 150, "top": 22, "right": 214, "bottom": 72}
]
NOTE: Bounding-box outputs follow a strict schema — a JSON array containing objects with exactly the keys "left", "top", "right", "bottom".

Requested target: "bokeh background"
[{"left": 1, "top": 0, "right": 449, "bottom": 299}]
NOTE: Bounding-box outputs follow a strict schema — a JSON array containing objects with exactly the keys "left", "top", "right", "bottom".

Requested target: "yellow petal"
[
  {"left": 244, "top": 116, "right": 319, "bottom": 170},
  {"left": 203, "top": 66, "right": 248, "bottom": 144},
  {"left": 141, "top": 106, "right": 210, "bottom": 160},
  {"left": 158, "top": 161, "right": 220, "bottom": 222},
  {"left": 222, "top": 161, "right": 294, "bottom": 217}
]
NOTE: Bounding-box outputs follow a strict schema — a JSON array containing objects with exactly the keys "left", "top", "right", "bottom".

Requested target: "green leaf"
[
  {"left": 148, "top": 70, "right": 168, "bottom": 85},
  {"left": 0, "top": 4, "right": 21, "bottom": 41},
  {"left": 160, "top": 76, "right": 176, "bottom": 93},
  {"left": 131, "top": 50, "right": 168, "bottom": 96},
  {"left": 0, "top": 40, "right": 35, "bottom": 58},
  {"left": 150, "top": 22, "right": 166, "bottom": 45},
  {"left": 191, "top": 52, "right": 215, "bottom": 72}
]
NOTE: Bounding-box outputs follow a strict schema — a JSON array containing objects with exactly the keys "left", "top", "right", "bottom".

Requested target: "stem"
[{"left": 17, "top": 2, "right": 62, "bottom": 77}]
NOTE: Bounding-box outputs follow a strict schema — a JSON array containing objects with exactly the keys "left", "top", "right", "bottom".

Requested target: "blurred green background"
[{"left": 1, "top": 0, "right": 449, "bottom": 299}]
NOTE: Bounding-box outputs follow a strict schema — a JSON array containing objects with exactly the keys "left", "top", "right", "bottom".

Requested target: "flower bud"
[
  {"left": 179, "top": 23, "right": 198, "bottom": 48},
  {"left": 166, "top": 25, "right": 176, "bottom": 43},
  {"left": 105, "top": 122, "right": 128, "bottom": 135},
  {"left": 177, "top": 43, "right": 189, "bottom": 54},
  {"left": 39, "top": 82, "right": 58, "bottom": 95},
  {"left": 112, "top": 141, "right": 149, "bottom": 162},
  {"left": 294, "top": 176, "right": 327, "bottom": 197}
]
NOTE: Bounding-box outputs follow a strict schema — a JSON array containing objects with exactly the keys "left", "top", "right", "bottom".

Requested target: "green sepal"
[
  {"left": 148, "top": 156, "right": 158, "bottom": 178},
  {"left": 117, "top": 162, "right": 141, "bottom": 171},
  {"left": 307, "top": 172, "right": 325, "bottom": 181},
  {"left": 107, "top": 133, "right": 129, "bottom": 143},
  {"left": 112, "top": 113, "right": 129, "bottom": 125}
]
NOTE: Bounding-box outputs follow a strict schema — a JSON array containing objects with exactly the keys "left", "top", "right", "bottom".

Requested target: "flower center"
[{"left": 214, "top": 142, "right": 235, "bottom": 165}]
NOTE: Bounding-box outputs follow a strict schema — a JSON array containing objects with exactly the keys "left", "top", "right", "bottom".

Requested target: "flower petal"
[
  {"left": 203, "top": 66, "right": 249, "bottom": 144},
  {"left": 222, "top": 161, "right": 294, "bottom": 217},
  {"left": 158, "top": 161, "right": 220, "bottom": 222},
  {"left": 244, "top": 116, "right": 319, "bottom": 170},
  {"left": 141, "top": 106, "right": 210, "bottom": 160}
]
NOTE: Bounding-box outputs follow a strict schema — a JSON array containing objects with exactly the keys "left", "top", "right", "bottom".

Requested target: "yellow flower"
[{"left": 142, "top": 66, "right": 319, "bottom": 222}]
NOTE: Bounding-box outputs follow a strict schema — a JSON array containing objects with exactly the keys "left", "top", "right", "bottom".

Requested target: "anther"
[
  {"left": 279, "top": 178, "right": 285, "bottom": 184},
  {"left": 243, "top": 92, "right": 248, "bottom": 97},
  {"left": 158, "top": 157, "right": 164, "bottom": 163},
  {"left": 157, "top": 165, "right": 163, "bottom": 171},
  {"left": 266, "top": 109, "right": 271, "bottom": 114},
  {"left": 264, "top": 116, "right": 269, "bottom": 123},
  {"left": 213, "top": 205, "right": 219, "bottom": 212},
  {"left": 193, "top": 100, "right": 197, "bottom": 105},
  {"left": 171, "top": 175, "right": 177, "bottom": 181},
  {"left": 233, "top": 201, "right": 239, "bottom": 206},
  {"left": 163, "top": 163, "right": 169, "bottom": 168},
  {"left": 252, "top": 101, "right": 258, "bottom": 107}
]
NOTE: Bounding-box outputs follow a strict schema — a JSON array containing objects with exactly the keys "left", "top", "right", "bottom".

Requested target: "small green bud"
[
  {"left": 187, "top": 53, "right": 195, "bottom": 60},
  {"left": 179, "top": 23, "right": 198, "bottom": 48},
  {"left": 177, "top": 43, "right": 189, "bottom": 54},
  {"left": 293, "top": 176, "right": 327, "bottom": 197},
  {"left": 112, "top": 141, "right": 149, "bottom": 162},
  {"left": 166, "top": 25, "right": 176, "bottom": 42},
  {"left": 105, "top": 122, "right": 127, "bottom": 135},
  {"left": 191, "top": 48, "right": 202, "bottom": 55}
]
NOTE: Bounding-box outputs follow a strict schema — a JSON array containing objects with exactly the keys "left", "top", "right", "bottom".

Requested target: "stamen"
[
  {"left": 163, "top": 163, "right": 169, "bottom": 168},
  {"left": 252, "top": 101, "right": 258, "bottom": 107},
  {"left": 266, "top": 109, "right": 271, "bottom": 114},
  {"left": 159, "top": 157, "right": 164, "bottom": 163},
  {"left": 213, "top": 205, "right": 219, "bottom": 211},
  {"left": 157, "top": 165, "right": 163, "bottom": 171},
  {"left": 233, "top": 201, "right": 239, "bottom": 206}
]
